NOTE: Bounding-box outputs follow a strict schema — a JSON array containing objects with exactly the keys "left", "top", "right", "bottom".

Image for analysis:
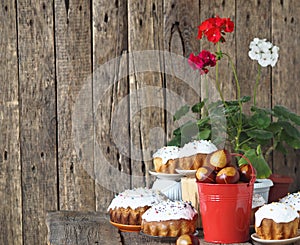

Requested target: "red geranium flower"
[
  {"left": 188, "top": 50, "right": 217, "bottom": 75},
  {"left": 197, "top": 16, "right": 234, "bottom": 43}
]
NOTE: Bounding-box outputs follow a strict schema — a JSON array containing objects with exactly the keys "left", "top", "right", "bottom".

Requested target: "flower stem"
[
  {"left": 215, "top": 42, "right": 224, "bottom": 102},
  {"left": 253, "top": 64, "right": 261, "bottom": 107},
  {"left": 223, "top": 52, "right": 243, "bottom": 152}
]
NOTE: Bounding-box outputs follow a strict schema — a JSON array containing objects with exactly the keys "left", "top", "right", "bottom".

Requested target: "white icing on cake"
[
  {"left": 107, "top": 187, "right": 168, "bottom": 211},
  {"left": 255, "top": 202, "right": 299, "bottom": 227},
  {"left": 179, "top": 140, "right": 217, "bottom": 158},
  {"left": 142, "top": 200, "right": 197, "bottom": 222},
  {"left": 153, "top": 140, "right": 217, "bottom": 164},
  {"left": 279, "top": 191, "right": 300, "bottom": 211},
  {"left": 252, "top": 194, "right": 266, "bottom": 209},
  {"left": 152, "top": 146, "right": 180, "bottom": 164}
]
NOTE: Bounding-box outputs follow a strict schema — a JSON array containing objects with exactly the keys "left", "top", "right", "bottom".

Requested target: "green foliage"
[{"left": 168, "top": 98, "right": 300, "bottom": 178}]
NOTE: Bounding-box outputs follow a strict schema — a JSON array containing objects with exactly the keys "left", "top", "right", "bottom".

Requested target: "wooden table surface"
[{"left": 46, "top": 211, "right": 255, "bottom": 245}]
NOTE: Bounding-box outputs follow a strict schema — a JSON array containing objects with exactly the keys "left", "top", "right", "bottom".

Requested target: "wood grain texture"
[
  {"left": 0, "top": 1, "right": 22, "bottom": 244},
  {"left": 163, "top": 1, "right": 201, "bottom": 144},
  {"left": 128, "top": 0, "right": 165, "bottom": 188},
  {"left": 93, "top": 0, "right": 131, "bottom": 213},
  {"left": 46, "top": 211, "right": 122, "bottom": 245},
  {"left": 17, "top": 0, "right": 58, "bottom": 244},
  {"left": 236, "top": 0, "right": 272, "bottom": 110},
  {"left": 271, "top": 0, "right": 300, "bottom": 191},
  {"left": 0, "top": 1, "right": 300, "bottom": 243},
  {"left": 55, "top": 0, "right": 95, "bottom": 210}
]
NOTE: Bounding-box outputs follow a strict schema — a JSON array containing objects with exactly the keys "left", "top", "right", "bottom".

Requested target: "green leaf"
[
  {"left": 251, "top": 106, "right": 273, "bottom": 115},
  {"left": 167, "top": 135, "right": 181, "bottom": 147},
  {"left": 249, "top": 112, "right": 271, "bottom": 129},
  {"left": 266, "top": 122, "right": 282, "bottom": 135},
  {"left": 225, "top": 96, "right": 251, "bottom": 106},
  {"left": 196, "top": 117, "right": 210, "bottom": 127},
  {"left": 275, "top": 142, "right": 288, "bottom": 155},
  {"left": 286, "top": 137, "right": 300, "bottom": 149},
  {"left": 173, "top": 105, "right": 189, "bottom": 121},
  {"left": 280, "top": 131, "right": 300, "bottom": 149},
  {"left": 273, "top": 105, "right": 300, "bottom": 125},
  {"left": 246, "top": 129, "right": 273, "bottom": 140},
  {"left": 277, "top": 121, "right": 300, "bottom": 139},
  {"left": 238, "top": 146, "right": 272, "bottom": 179},
  {"left": 197, "top": 128, "right": 211, "bottom": 139},
  {"left": 173, "top": 126, "right": 182, "bottom": 136},
  {"left": 191, "top": 100, "right": 206, "bottom": 113},
  {"left": 223, "top": 105, "right": 240, "bottom": 115},
  {"left": 181, "top": 121, "right": 198, "bottom": 139}
]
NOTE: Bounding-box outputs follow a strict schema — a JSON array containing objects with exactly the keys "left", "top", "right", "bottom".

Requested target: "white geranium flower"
[
  {"left": 248, "top": 38, "right": 279, "bottom": 67},
  {"left": 248, "top": 46, "right": 261, "bottom": 60},
  {"left": 258, "top": 52, "right": 272, "bottom": 67}
]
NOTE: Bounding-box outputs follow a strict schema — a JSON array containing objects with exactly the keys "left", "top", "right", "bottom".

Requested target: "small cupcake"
[
  {"left": 141, "top": 200, "right": 198, "bottom": 237},
  {"left": 255, "top": 202, "right": 299, "bottom": 240},
  {"left": 279, "top": 191, "right": 300, "bottom": 228},
  {"left": 107, "top": 187, "right": 168, "bottom": 225},
  {"left": 178, "top": 140, "right": 217, "bottom": 170},
  {"left": 153, "top": 146, "right": 180, "bottom": 173}
]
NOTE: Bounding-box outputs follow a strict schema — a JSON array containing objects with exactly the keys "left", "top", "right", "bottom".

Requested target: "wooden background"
[{"left": 1, "top": 0, "right": 299, "bottom": 244}]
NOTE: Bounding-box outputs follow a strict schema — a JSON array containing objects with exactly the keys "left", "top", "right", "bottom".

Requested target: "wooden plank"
[
  {"left": 17, "top": 0, "right": 57, "bottom": 244},
  {"left": 46, "top": 211, "right": 253, "bottom": 245},
  {"left": 0, "top": 1, "right": 22, "bottom": 244},
  {"left": 163, "top": 1, "right": 201, "bottom": 144},
  {"left": 92, "top": 0, "right": 131, "bottom": 213},
  {"left": 55, "top": 0, "right": 95, "bottom": 210},
  {"left": 128, "top": 0, "right": 165, "bottom": 188},
  {"left": 46, "top": 211, "right": 122, "bottom": 245},
  {"left": 236, "top": 0, "right": 272, "bottom": 110},
  {"left": 271, "top": 0, "right": 300, "bottom": 192}
]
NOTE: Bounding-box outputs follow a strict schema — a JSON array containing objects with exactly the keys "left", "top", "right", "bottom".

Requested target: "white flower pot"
[{"left": 254, "top": 179, "right": 273, "bottom": 203}]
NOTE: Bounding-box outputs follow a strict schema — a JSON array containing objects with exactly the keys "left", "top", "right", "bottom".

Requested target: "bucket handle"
[{"left": 231, "top": 153, "right": 256, "bottom": 186}]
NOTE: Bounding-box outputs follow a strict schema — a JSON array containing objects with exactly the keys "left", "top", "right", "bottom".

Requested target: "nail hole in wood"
[
  {"left": 70, "top": 162, "right": 74, "bottom": 173},
  {"left": 4, "top": 151, "right": 8, "bottom": 160},
  {"left": 104, "top": 13, "right": 108, "bottom": 23}
]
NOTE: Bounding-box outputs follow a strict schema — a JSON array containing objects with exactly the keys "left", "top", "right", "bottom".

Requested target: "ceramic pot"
[
  {"left": 253, "top": 179, "right": 273, "bottom": 203},
  {"left": 268, "top": 174, "right": 294, "bottom": 203}
]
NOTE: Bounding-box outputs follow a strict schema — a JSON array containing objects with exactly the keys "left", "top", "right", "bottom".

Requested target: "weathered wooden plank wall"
[{"left": 0, "top": 0, "right": 299, "bottom": 244}]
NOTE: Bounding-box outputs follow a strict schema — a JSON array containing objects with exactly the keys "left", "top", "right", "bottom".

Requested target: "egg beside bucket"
[{"left": 197, "top": 153, "right": 256, "bottom": 243}]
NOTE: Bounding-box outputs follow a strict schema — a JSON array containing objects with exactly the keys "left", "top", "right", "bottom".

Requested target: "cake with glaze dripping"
[
  {"left": 153, "top": 140, "right": 217, "bottom": 174},
  {"left": 107, "top": 187, "right": 168, "bottom": 225},
  {"left": 141, "top": 200, "right": 198, "bottom": 237},
  {"left": 279, "top": 191, "right": 300, "bottom": 228},
  {"left": 255, "top": 202, "right": 299, "bottom": 240}
]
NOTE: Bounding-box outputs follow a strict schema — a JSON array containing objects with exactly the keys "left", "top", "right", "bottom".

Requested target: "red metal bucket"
[{"left": 197, "top": 154, "right": 256, "bottom": 243}]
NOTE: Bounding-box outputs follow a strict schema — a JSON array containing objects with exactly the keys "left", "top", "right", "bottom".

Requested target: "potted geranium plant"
[
  {"left": 168, "top": 16, "right": 300, "bottom": 181},
  {"left": 167, "top": 16, "right": 300, "bottom": 242}
]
